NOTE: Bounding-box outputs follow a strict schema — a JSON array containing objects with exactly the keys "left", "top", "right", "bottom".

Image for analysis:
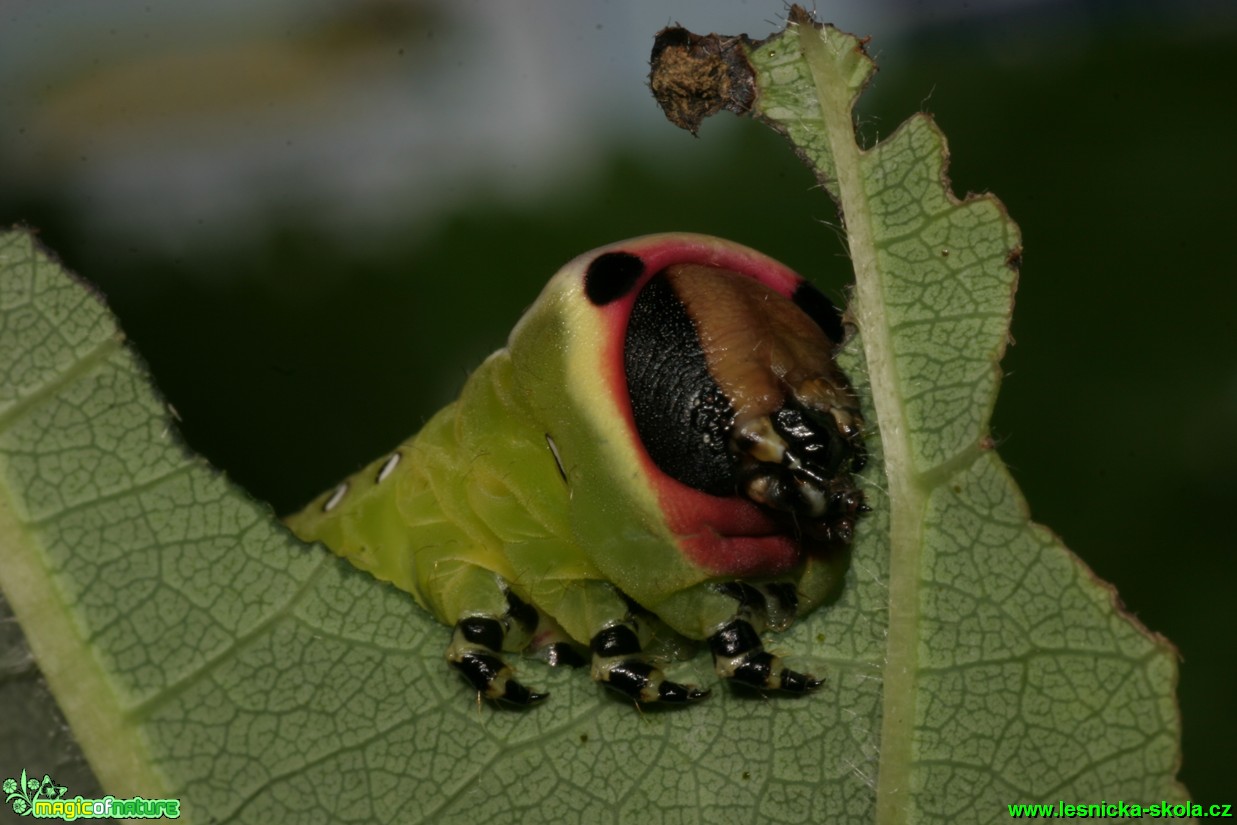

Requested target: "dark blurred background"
[{"left": 2, "top": 0, "right": 1233, "bottom": 807}]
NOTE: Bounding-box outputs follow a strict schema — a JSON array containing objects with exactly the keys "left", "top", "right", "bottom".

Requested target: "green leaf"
[
  {"left": 1, "top": 10, "right": 1187, "bottom": 825},
  {"left": 655, "top": 6, "right": 1188, "bottom": 821}
]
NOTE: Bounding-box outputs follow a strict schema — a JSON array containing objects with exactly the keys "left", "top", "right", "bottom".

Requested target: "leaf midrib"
[{"left": 795, "top": 21, "right": 927, "bottom": 825}]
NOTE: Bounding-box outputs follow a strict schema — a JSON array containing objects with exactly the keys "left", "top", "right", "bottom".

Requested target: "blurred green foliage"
[{"left": 3, "top": 8, "right": 1233, "bottom": 810}]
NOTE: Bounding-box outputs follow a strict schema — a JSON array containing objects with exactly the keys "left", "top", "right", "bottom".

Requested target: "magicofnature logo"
[{"left": 3, "top": 770, "right": 180, "bottom": 819}]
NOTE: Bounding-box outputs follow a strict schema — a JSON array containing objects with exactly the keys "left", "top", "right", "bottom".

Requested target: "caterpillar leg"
[
  {"left": 590, "top": 620, "right": 710, "bottom": 704},
  {"left": 707, "top": 582, "right": 822, "bottom": 693},
  {"left": 448, "top": 613, "right": 547, "bottom": 705},
  {"left": 494, "top": 556, "right": 708, "bottom": 704},
  {"left": 431, "top": 562, "right": 547, "bottom": 705}
]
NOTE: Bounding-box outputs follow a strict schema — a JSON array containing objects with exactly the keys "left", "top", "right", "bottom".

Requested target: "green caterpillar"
[{"left": 286, "top": 233, "right": 867, "bottom": 705}]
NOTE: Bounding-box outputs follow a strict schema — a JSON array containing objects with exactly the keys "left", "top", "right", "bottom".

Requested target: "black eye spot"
[
  {"left": 791, "top": 282, "right": 845, "bottom": 344},
  {"left": 585, "top": 252, "right": 645, "bottom": 306}
]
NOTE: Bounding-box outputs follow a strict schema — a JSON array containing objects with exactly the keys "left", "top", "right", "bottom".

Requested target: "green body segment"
[
  {"left": 284, "top": 262, "right": 750, "bottom": 649},
  {"left": 284, "top": 233, "right": 862, "bottom": 704}
]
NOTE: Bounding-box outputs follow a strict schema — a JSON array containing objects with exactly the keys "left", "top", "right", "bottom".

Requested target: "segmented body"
[{"left": 286, "top": 234, "right": 867, "bottom": 705}]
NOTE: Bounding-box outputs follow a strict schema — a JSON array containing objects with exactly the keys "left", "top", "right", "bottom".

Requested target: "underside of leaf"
[
  {"left": 653, "top": 7, "right": 1187, "bottom": 823},
  {"left": 0, "top": 7, "right": 1189, "bottom": 825}
]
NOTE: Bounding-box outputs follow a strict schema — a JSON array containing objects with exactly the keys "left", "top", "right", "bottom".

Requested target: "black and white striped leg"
[
  {"left": 590, "top": 622, "right": 709, "bottom": 704},
  {"left": 448, "top": 616, "right": 547, "bottom": 705},
  {"left": 708, "top": 618, "right": 821, "bottom": 692},
  {"left": 708, "top": 581, "right": 821, "bottom": 693}
]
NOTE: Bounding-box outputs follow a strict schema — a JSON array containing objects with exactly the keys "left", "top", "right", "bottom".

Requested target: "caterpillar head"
[
  {"left": 611, "top": 256, "right": 867, "bottom": 548},
  {"left": 518, "top": 234, "right": 868, "bottom": 583}
]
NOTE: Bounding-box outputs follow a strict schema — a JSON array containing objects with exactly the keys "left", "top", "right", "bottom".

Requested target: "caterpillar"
[{"left": 286, "top": 233, "right": 867, "bottom": 705}]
